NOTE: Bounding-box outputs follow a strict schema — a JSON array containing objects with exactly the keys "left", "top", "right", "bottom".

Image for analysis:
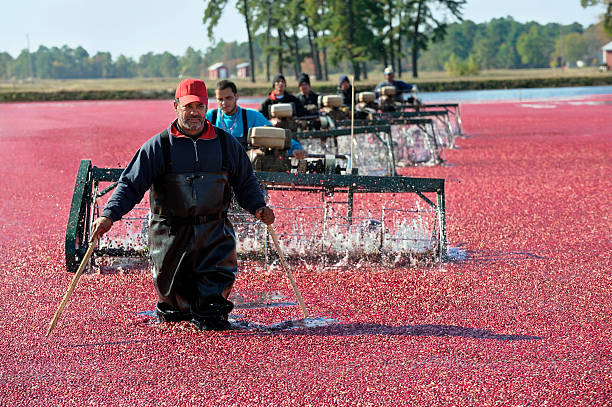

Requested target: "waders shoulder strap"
[
  {"left": 160, "top": 129, "right": 171, "bottom": 171},
  {"left": 242, "top": 107, "right": 248, "bottom": 139},
  {"left": 213, "top": 107, "right": 247, "bottom": 139}
]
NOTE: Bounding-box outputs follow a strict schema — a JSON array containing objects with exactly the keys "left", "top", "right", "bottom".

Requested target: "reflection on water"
[
  {"left": 231, "top": 291, "right": 297, "bottom": 310},
  {"left": 420, "top": 85, "right": 612, "bottom": 103},
  {"left": 137, "top": 290, "right": 339, "bottom": 332},
  {"left": 229, "top": 316, "right": 338, "bottom": 332}
]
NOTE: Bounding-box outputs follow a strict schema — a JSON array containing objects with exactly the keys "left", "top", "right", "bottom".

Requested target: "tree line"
[
  {"left": 203, "top": 0, "right": 611, "bottom": 81},
  {"left": 204, "top": 0, "right": 466, "bottom": 81},
  {"left": 420, "top": 17, "right": 609, "bottom": 75},
  {"left": 0, "top": 16, "right": 609, "bottom": 82}
]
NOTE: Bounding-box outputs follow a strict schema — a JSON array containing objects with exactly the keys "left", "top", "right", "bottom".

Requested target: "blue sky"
[{"left": 1, "top": 0, "right": 606, "bottom": 59}]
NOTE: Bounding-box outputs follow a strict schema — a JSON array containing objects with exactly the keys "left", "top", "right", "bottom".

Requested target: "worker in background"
[
  {"left": 296, "top": 72, "right": 320, "bottom": 115},
  {"left": 374, "top": 66, "right": 417, "bottom": 101},
  {"left": 259, "top": 74, "right": 308, "bottom": 121},
  {"left": 337, "top": 75, "right": 354, "bottom": 108},
  {"left": 209, "top": 80, "right": 306, "bottom": 159}
]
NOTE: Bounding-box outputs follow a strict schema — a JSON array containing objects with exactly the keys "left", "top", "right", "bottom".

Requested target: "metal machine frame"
[
  {"left": 333, "top": 117, "right": 443, "bottom": 165},
  {"left": 402, "top": 102, "right": 464, "bottom": 136},
  {"left": 371, "top": 110, "right": 456, "bottom": 149},
  {"left": 293, "top": 125, "right": 397, "bottom": 176},
  {"left": 65, "top": 160, "right": 447, "bottom": 273}
]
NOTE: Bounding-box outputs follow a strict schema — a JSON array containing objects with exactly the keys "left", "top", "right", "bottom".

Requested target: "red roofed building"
[
  {"left": 236, "top": 62, "right": 250, "bottom": 79},
  {"left": 602, "top": 41, "right": 612, "bottom": 70},
  {"left": 208, "top": 62, "right": 229, "bottom": 79}
]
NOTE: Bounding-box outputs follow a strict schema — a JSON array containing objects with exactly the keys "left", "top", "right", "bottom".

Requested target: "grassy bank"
[{"left": 1, "top": 68, "right": 611, "bottom": 102}]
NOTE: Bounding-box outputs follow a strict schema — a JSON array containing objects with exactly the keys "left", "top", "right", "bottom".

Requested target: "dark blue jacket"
[
  {"left": 374, "top": 80, "right": 414, "bottom": 97},
  {"left": 102, "top": 120, "right": 266, "bottom": 221}
]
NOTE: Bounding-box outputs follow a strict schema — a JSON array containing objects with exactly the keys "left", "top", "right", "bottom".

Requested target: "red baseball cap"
[{"left": 175, "top": 79, "right": 208, "bottom": 106}]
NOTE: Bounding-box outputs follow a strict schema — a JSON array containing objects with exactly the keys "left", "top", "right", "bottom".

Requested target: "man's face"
[
  {"left": 274, "top": 79, "right": 286, "bottom": 95},
  {"left": 174, "top": 101, "right": 206, "bottom": 135},
  {"left": 385, "top": 73, "right": 395, "bottom": 82},
  {"left": 340, "top": 80, "right": 350, "bottom": 91},
  {"left": 215, "top": 87, "right": 238, "bottom": 115},
  {"left": 298, "top": 82, "right": 310, "bottom": 95}
]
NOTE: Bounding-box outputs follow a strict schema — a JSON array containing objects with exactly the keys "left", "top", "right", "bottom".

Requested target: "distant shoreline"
[{"left": 1, "top": 71, "right": 611, "bottom": 102}]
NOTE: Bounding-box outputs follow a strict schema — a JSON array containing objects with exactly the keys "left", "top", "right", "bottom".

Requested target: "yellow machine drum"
[
  {"left": 380, "top": 86, "right": 396, "bottom": 96},
  {"left": 270, "top": 103, "right": 293, "bottom": 118},
  {"left": 322, "top": 95, "right": 343, "bottom": 108},
  {"left": 248, "top": 126, "right": 291, "bottom": 150},
  {"left": 358, "top": 92, "right": 375, "bottom": 103}
]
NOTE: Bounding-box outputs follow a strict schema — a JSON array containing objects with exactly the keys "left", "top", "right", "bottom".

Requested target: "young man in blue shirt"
[{"left": 207, "top": 80, "right": 306, "bottom": 159}]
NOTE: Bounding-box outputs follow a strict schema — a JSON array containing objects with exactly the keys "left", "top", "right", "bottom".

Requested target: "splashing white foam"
[{"left": 94, "top": 195, "right": 441, "bottom": 268}]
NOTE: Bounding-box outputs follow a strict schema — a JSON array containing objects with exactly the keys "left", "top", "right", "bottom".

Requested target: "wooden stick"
[
  {"left": 350, "top": 75, "right": 355, "bottom": 172},
  {"left": 266, "top": 225, "right": 309, "bottom": 318},
  {"left": 46, "top": 237, "right": 98, "bottom": 337}
]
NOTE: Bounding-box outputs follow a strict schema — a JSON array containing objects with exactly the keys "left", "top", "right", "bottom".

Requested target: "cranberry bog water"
[{"left": 0, "top": 96, "right": 610, "bottom": 406}]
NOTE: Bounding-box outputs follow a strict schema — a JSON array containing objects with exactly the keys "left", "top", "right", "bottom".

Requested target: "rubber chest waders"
[{"left": 148, "top": 128, "right": 236, "bottom": 320}]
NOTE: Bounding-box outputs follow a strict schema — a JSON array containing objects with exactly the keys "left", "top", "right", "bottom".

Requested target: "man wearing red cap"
[{"left": 90, "top": 78, "right": 274, "bottom": 331}]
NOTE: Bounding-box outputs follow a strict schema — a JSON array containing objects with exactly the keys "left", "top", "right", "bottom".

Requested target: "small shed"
[
  {"left": 236, "top": 62, "right": 250, "bottom": 79},
  {"left": 602, "top": 41, "right": 612, "bottom": 68},
  {"left": 208, "top": 62, "right": 229, "bottom": 80}
]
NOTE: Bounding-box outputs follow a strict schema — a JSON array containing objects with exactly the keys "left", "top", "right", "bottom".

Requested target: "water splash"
[
  {"left": 233, "top": 195, "right": 441, "bottom": 267},
  {"left": 391, "top": 124, "right": 441, "bottom": 166},
  {"left": 92, "top": 192, "right": 442, "bottom": 269},
  {"left": 97, "top": 207, "right": 149, "bottom": 254}
]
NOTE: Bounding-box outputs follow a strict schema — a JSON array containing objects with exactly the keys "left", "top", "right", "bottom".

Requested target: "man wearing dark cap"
[
  {"left": 90, "top": 78, "right": 275, "bottom": 331},
  {"left": 337, "top": 75, "right": 354, "bottom": 108},
  {"left": 258, "top": 73, "right": 308, "bottom": 120},
  {"left": 374, "top": 66, "right": 416, "bottom": 99},
  {"left": 296, "top": 73, "right": 320, "bottom": 115}
]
